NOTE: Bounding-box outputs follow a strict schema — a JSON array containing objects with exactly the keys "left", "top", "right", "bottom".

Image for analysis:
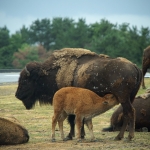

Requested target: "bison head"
[
  {"left": 15, "top": 62, "right": 41, "bottom": 109},
  {"left": 15, "top": 61, "right": 56, "bottom": 109}
]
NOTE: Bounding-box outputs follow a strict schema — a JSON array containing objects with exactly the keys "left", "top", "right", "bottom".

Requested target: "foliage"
[
  {"left": 29, "top": 19, "right": 52, "bottom": 50},
  {"left": 0, "top": 18, "right": 150, "bottom": 69},
  {"left": 12, "top": 44, "right": 52, "bottom": 69},
  {"left": 0, "top": 26, "right": 10, "bottom": 48}
]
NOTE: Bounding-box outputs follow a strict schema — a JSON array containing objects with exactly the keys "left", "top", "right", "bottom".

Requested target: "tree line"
[{"left": 0, "top": 17, "right": 150, "bottom": 69}]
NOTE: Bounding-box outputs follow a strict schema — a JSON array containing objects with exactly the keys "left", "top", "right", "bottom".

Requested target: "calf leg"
[
  {"left": 58, "top": 112, "right": 67, "bottom": 141},
  {"left": 75, "top": 115, "right": 83, "bottom": 142},
  {"left": 51, "top": 114, "right": 59, "bottom": 142},
  {"left": 85, "top": 119, "right": 96, "bottom": 141}
]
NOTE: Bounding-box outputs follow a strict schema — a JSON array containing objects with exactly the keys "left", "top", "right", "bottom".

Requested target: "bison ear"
[{"left": 38, "top": 69, "right": 49, "bottom": 76}]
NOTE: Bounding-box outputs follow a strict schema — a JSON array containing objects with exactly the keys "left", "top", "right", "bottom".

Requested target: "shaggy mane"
[{"left": 53, "top": 48, "right": 97, "bottom": 59}]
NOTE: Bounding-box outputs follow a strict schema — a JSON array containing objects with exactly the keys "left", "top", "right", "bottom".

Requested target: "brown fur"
[
  {"left": 117, "top": 57, "right": 133, "bottom": 64},
  {"left": 51, "top": 87, "right": 119, "bottom": 142},
  {"left": 15, "top": 48, "right": 142, "bottom": 140},
  {"left": 0, "top": 116, "right": 29, "bottom": 145},
  {"left": 102, "top": 91, "right": 150, "bottom": 132},
  {"left": 141, "top": 46, "right": 150, "bottom": 89},
  {"left": 99, "top": 54, "right": 110, "bottom": 58},
  {"left": 52, "top": 48, "right": 97, "bottom": 88}
]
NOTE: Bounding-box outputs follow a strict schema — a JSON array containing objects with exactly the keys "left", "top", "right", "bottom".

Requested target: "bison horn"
[{"left": 24, "top": 66, "right": 30, "bottom": 76}]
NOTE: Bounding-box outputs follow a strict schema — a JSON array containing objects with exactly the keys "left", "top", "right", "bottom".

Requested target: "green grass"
[{"left": 0, "top": 79, "right": 150, "bottom": 150}]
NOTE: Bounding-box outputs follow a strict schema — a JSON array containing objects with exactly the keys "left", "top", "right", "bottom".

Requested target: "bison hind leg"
[{"left": 115, "top": 100, "right": 135, "bottom": 141}]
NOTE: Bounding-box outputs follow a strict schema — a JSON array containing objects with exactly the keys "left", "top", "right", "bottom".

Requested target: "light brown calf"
[{"left": 51, "top": 87, "right": 119, "bottom": 142}]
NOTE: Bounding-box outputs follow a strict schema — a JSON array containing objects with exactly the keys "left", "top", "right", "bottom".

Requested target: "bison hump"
[{"left": 53, "top": 48, "right": 97, "bottom": 59}]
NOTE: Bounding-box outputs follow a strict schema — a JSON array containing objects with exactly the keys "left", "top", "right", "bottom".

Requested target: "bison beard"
[{"left": 15, "top": 48, "right": 142, "bottom": 141}]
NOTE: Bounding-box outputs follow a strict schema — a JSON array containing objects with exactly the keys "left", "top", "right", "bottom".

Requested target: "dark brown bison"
[
  {"left": 141, "top": 46, "right": 150, "bottom": 89},
  {"left": 15, "top": 48, "right": 142, "bottom": 140},
  {"left": 0, "top": 116, "right": 29, "bottom": 145},
  {"left": 102, "top": 91, "right": 150, "bottom": 132}
]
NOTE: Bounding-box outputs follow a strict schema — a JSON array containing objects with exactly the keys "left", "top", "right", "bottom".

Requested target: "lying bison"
[
  {"left": 15, "top": 48, "right": 142, "bottom": 140},
  {"left": 0, "top": 116, "right": 29, "bottom": 145},
  {"left": 102, "top": 91, "right": 150, "bottom": 132},
  {"left": 142, "top": 46, "right": 150, "bottom": 89}
]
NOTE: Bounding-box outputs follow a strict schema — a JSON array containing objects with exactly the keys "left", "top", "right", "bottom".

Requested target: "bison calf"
[
  {"left": 102, "top": 92, "right": 150, "bottom": 132},
  {"left": 0, "top": 116, "right": 29, "bottom": 145},
  {"left": 52, "top": 87, "right": 119, "bottom": 142}
]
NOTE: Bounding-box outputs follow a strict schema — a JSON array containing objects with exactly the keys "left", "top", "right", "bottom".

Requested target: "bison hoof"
[
  {"left": 63, "top": 136, "right": 73, "bottom": 141},
  {"left": 114, "top": 136, "right": 123, "bottom": 141},
  {"left": 51, "top": 138, "right": 56, "bottom": 142},
  {"left": 90, "top": 138, "right": 97, "bottom": 142},
  {"left": 77, "top": 139, "right": 82, "bottom": 143},
  {"left": 128, "top": 135, "right": 134, "bottom": 141},
  {"left": 81, "top": 135, "right": 85, "bottom": 139}
]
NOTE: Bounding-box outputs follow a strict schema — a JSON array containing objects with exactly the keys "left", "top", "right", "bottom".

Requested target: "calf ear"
[
  {"left": 104, "top": 94, "right": 115, "bottom": 99},
  {"left": 103, "top": 101, "right": 108, "bottom": 105}
]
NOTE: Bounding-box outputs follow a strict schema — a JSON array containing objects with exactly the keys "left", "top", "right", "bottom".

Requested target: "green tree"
[
  {"left": 51, "top": 17, "right": 75, "bottom": 49},
  {"left": 73, "top": 18, "right": 90, "bottom": 48},
  {"left": 13, "top": 44, "right": 39, "bottom": 68},
  {"left": 18, "top": 25, "right": 31, "bottom": 44},
  {"left": 88, "top": 19, "right": 116, "bottom": 54},
  {"left": 0, "top": 26, "right": 12, "bottom": 68},
  {"left": 0, "top": 45, "right": 15, "bottom": 68},
  {"left": 0, "top": 26, "right": 10, "bottom": 48},
  {"left": 12, "top": 44, "right": 52, "bottom": 68},
  {"left": 29, "top": 19, "right": 52, "bottom": 50}
]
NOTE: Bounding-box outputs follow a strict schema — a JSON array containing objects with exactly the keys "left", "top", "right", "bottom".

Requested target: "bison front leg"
[
  {"left": 64, "top": 115, "right": 75, "bottom": 140},
  {"left": 65, "top": 115, "right": 85, "bottom": 141}
]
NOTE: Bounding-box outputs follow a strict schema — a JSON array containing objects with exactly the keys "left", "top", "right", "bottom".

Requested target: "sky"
[{"left": 0, "top": 0, "right": 150, "bottom": 34}]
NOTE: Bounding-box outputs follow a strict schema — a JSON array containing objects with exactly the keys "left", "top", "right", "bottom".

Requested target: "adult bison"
[
  {"left": 102, "top": 91, "right": 150, "bottom": 132},
  {"left": 15, "top": 48, "right": 142, "bottom": 140},
  {"left": 141, "top": 46, "right": 150, "bottom": 89}
]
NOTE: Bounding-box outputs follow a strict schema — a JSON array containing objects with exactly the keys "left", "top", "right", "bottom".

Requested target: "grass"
[{"left": 0, "top": 79, "right": 150, "bottom": 149}]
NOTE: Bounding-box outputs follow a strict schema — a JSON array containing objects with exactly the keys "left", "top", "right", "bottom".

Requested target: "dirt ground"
[
  {"left": 1, "top": 131, "right": 150, "bottom": 150},
  {"left": 0, "top": 83, "right": 150, "bottom": 150}
]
